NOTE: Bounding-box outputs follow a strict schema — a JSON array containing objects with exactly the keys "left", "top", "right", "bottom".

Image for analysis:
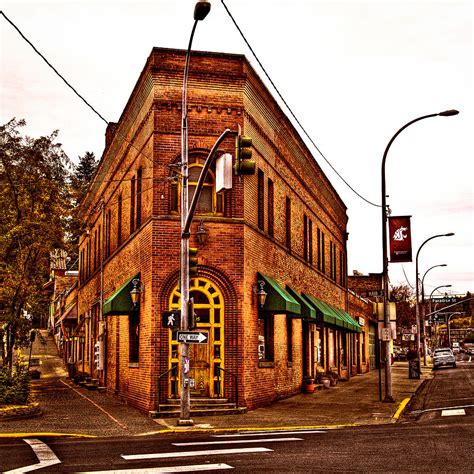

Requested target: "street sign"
[
  {"left": 162, "top": 310, "right": 181, "bottom": 328},
  {"left": 431, "top": 297, "right": 457, "bottom": 304},
  {"left": 366, "top": 290, "right": 383, "bottom": 298},
  {"left": 177, "top": 331, "right": 209, "bottom": 344},
  {"left": 381, "top": 328, "right": 391, "bottom": 341},
  {"left": 429, "top": 314, "right": 447, "bottom": 324}
]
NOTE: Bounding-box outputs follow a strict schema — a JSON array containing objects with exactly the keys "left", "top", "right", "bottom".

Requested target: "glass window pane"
[{"left": 190, "top": 291, "right": 209, "bottom": 304}]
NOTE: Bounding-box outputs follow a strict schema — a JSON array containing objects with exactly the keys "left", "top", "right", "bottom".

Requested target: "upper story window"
[
  {"left": 257, "top": 169, "right": 264, "bottom": 231},
  {"left": 267, "top": 178, "right": 274, "bottom": 237},
  {"left": 170, "top": 155, "right": 223, "bottom": 215},
  {"left": 285, "top": 196, "right": 291, "bottom": 250}
]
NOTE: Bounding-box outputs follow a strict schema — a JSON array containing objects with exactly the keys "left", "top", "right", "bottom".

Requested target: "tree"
[
  {"left": 65, "top": 151, "right": 98, "bottom": 265},
  {"left": 390, "top": 284, "right": 416, "bottom": 328},
  {"left": 0, "top": 118, "right": 71, "bottom": 369}
]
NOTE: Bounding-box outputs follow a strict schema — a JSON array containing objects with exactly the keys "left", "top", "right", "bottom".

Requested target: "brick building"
[{"left": 77, "top": 48, "right": 369, "bottom": 413}]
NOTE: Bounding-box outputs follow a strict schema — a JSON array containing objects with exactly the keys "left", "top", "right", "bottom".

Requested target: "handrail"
[
  {"left": 156, "top": 364, "right": 178, "bottom": 413},
  {"left": 215, "top": 366, "right": 238, "bottom": 409}
]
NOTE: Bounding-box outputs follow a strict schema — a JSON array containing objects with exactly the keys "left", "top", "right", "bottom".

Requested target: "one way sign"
[{"left": 177, "top": 331, "right": 209, "bottom": 344}]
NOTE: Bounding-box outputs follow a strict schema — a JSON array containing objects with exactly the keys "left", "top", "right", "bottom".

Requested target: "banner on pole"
[{"left": 388, "top": 215, "right": 412, "bottom": 263}]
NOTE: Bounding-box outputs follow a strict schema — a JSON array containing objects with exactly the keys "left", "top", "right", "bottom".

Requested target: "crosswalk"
[
  {"left": 6, "top": 429, "right": 327, "bottom": 473},
  {"left": 113, "top": 429, "right": 326, "bottom": 472}
]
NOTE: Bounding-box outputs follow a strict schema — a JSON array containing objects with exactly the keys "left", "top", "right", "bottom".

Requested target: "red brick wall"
[{"left": 78, "top": 48, "right": 351, "bottom": 412}]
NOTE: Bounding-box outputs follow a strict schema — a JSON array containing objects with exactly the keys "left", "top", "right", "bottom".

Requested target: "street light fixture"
[
  {"left": 420, "top": 264, "right": 447, "bottom": 363},
  {"left": 381, "top": 110, "right": 458, "bottom": 402},
  {"left": 415, "top": 233, "right": 454, "bottom": 365},
  {"left": 179, "top": 0, "right": 211, "bottom": 427}
]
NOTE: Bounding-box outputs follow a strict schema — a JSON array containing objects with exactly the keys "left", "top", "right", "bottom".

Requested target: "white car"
[{"left": 432, "top": 348, "right": 456, "bottom": 369}]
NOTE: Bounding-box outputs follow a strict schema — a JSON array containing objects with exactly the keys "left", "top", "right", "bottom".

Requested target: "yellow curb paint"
[
  {"left": 150, "top": 423, "right": 359, "bottom": 435},
  {"left": 393, "top": 398, "right": 411, "bottom": 420},
  {"left": 0, "top": 432, "right": 97, "bottom": 438}
]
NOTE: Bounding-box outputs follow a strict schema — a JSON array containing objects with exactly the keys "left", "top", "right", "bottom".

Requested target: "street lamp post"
[
  {"left": 179, "top": 0, "right": 211, "bottom": 426},
  {"left": 415, "top": 233, "right": 454, "bottom": 365},
  {"left": 420, "top": 264, "right": 447, "bottom": 364},
  {"left": 428, "top": 284, "right": 452, "bottom": 347},
  {"left": 381, "top": 109, "right": 458, "bottom": 401}
]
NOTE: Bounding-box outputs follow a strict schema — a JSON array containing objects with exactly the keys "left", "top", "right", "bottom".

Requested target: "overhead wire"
[
  {"left": 0, "top": 10, "right": 169, "bottom": 191},
  {"left": 220, "top": 0, "right": 380, "bottom": 208}
]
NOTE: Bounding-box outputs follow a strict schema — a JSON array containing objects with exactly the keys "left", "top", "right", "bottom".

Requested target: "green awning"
[
  {"left": 103, "top": 275, "right": 138, "bottom": 316},
  {"left": 303, "top": 294, "right": 340, "bottom": 327},
  {"left": 301, "top": 294, "right": 361, "bottom": 332},
  {"left": 258, "top": 273, "right": 301, "bottom": 315},
  {"left": 286, "top": 286, "right": 316, "bottom": 321}
]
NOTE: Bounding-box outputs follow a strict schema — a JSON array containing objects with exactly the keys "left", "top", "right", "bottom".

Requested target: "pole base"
[
  {"left": 177, "top": 419, "right": 194, "bottom": 426},
  {"left": 383, "top": 395, "right": 395, "bottom": 403}
]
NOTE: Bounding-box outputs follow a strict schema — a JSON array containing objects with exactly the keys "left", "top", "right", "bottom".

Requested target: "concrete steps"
[{"left": 149, "top": 398, "right": 247, "bottom": 418}]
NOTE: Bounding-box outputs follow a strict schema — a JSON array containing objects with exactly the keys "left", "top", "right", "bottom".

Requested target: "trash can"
[{"left": 408, "top": 359, "right": 420, "bottom": 379}]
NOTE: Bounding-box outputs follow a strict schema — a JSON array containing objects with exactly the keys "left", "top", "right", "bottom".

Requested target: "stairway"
[{"left": 149, "top": 397, "right": 247, "bottom": 418}]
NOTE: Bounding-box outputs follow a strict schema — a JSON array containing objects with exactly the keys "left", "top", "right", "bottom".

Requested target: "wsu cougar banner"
[{"left": 388, "top": 216, "right": 412, "bottom": 262}]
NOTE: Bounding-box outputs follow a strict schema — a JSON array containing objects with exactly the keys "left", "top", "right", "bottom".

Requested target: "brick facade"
[{"left": 77, "top": 48, "right": 371, "bottom": 413}]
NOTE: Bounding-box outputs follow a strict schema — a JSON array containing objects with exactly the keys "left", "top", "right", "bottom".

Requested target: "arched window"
[{"left": 169, "top": 154, "right": 224, "bottom": 215}]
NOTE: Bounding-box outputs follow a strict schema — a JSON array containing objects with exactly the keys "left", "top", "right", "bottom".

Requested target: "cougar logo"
[{"left": 393, "top": 226, "right": 408, "bottom": 241}]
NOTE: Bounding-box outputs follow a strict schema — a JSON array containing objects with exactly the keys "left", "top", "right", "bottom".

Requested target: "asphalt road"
[{"left": 1, "top": 361, "right": 473, "bottom": 473}]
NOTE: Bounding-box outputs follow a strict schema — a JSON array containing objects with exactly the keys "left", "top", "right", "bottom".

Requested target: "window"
[
  {"left": 285, "top": 196, "right": 291, "bottom": 250},
  {"left": 136, "top": 168, "right": 142, "bottom": 228},
  {"left": 105, "top": 210, "right": 111, "bottom": 258},
  {"left": 329, "top": 241, "right": 337, "bottom": 282},
  {"left": 287, "top": 316, "right": 293, "bottom": 362},
  {"left": 339, "top": 250, "right": 345, "bottom": 286},
  {"left": 130, "top": 176, "right": 136, "bottom": 234},
  {"left": 303, "top": 215, "right": 313, "bottom": 264},
  {"left": 267, "top": 178, "right": 274, "bottom": 237},
  {"left": 117, "top": 194, "right": 122, "bottom": 246},
  {"left": 97, "top": 225, "right": 101, "bottom": 268},
  {"left": 259, "top": 316, "right": 274, "bottom": 362},
  {"left": 258, "top": 169, "right": 264, "bottom": 230},
  {"left": 86, "top": 241, "right": 90, "bottom": 279},
  {"left": 321, "top": 231, "right": 325, "bottom": 273},
  {"left": 170, "top": 156, "right": 224, "bottom": 215},
  {"left": 129, "top": 310, "right": 140, "bottom": 363}
]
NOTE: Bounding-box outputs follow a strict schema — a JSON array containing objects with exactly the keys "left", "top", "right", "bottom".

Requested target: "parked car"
[{"left": 432, "top": 347, "right": 456, "bottom": 369}]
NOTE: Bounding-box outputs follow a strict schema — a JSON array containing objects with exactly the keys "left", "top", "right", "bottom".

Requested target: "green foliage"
[
  {"left": 0, "top": 360, "right": 30, "bottom": 405},
  {"left": 0, "top": 118, "right": 71, "bottom": 366}
]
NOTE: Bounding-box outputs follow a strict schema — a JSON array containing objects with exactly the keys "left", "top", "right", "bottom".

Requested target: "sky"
[{"left": 1, "top": 0, "right": 472, "bottom": 297}]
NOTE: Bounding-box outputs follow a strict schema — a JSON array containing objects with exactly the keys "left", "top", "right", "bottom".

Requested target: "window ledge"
[
  {"left": 258, "top": 361, "right": 274, "bottom": 369},
  {"left": 128, "top": 362, "right": 139, "bottom": 368}
]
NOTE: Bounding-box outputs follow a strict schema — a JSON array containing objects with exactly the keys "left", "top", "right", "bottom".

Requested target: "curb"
[
  {"left": 0, "top": 432, "right": 96, "bottom": 439},
  {"left": 0, "top": 402, "right": 41, "bottom": 421}
]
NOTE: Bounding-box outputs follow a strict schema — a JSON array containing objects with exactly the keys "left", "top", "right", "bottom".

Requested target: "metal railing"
[
  {"left": 156, "top": 364, "right": 178, "bottom": 413},
  {"left": 214, "top": 366, "right": 238, "bottom": 408}
]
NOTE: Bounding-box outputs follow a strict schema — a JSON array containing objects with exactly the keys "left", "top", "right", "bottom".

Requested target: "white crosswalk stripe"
[{"left": 122, "top": 447, "right": 272, "bottom": 460}]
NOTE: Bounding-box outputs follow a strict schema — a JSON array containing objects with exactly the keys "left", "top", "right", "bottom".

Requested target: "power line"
[
  {"left": 0, "top": 10, "right": 158, "bottom": 185},
  {"left": 220, "top": 0, "right": 380, "bottom": 208}
]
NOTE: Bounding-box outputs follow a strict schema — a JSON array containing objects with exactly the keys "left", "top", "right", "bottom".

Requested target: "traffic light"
[
  {"left": 189, "top": 247, "right": 199, "bottom": 278},
  {"left": 235, "top": 132, "right": 255, "bottom": 175}
]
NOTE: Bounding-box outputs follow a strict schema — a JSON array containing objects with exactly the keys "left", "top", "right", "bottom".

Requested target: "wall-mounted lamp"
[
  {"left": 130, "top": 278, "right": 145, "bottom": 307},
  {"left": 253, "top": 280, "right": 268, "bottom": 308},
  {"left": 196, "top": 220, "right": 208, "bottom": 245}
]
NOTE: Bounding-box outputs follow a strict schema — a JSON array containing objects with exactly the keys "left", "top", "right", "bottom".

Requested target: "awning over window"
[
  {"left": 103, "top": 275, "right": 138, "bottom": 316},
  {"left": 286, "top": 286, "right": 316, "bottom": 321},
  {"left": 302, "top": 294, "right": 362, "bottom": 332},
  {"left": 258, "top": 273, "right": 301, "bottom": 315}
]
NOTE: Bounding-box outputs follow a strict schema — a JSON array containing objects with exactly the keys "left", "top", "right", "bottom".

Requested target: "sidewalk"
[{"left": 0, "top": 331, "right": 431, "bottom": 437}]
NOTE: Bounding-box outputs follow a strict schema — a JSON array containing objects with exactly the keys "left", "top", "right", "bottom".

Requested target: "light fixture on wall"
[
  {"left": 196, "top": 220, "right": 208, "bottom": 245},
  {"left": 130, "top": 278, "right": 145, "bottom": 307},
  {"left": 253, "top": 280, "right": 267, "bottom": 308}
]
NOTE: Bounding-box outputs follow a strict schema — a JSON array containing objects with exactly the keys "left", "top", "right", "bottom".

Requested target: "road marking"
[
  {"left": 173, "top": 437, "right": 302, "bottom": 446},
  {"left": 3, "top": 438, "right": 61, "bottom": 473},
  {"left": 441, "top": 409, "right": 466, "bottom": 416},
  {"left": 212, "top": 430, "right": 326, "bottom": 437},
  {"left": 122, "top": 447, "right": 272, "bottom": 460},
  {"left": 410, "top": 403, "right": 474, "bottom": 415},
  {"left": 78, "top": 464, "right": 233, "bottom": 473}
]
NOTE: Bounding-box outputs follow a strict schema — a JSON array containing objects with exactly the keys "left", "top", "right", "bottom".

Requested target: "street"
[{"left": 1, "top": 360, "right": 472, "bottom": 473}]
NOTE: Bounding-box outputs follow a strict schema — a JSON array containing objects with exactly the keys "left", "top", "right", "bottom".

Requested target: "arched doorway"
[{"left": 168, "top": 277, "right": 224, "bottom": 398}]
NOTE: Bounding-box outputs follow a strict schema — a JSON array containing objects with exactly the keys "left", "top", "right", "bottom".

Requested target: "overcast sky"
[{"left": 1, "top": 0, "right": 472, "bottom": 296}]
